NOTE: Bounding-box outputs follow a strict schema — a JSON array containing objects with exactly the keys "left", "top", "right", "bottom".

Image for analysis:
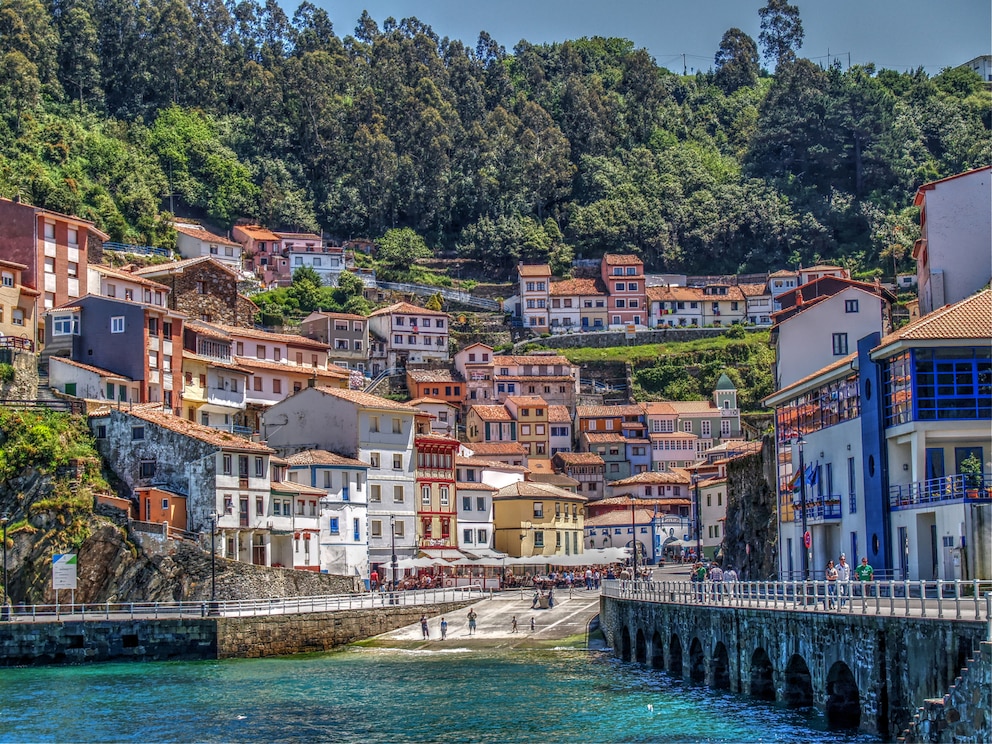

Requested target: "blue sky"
[{"left": 290, "top": 0, "right": 990, "bottom": 75}]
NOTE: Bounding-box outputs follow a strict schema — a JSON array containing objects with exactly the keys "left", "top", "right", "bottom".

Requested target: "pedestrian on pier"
[
  {"left": 856, "top": 557, "right": 874, "bottom": 601},
  {"left": 836, "top": 554, "right": 851, "bottom": 607},
  {"left": 530, "top": 617, "right": 536, "bottom": 632},
  {"left": 420, "top": 614, "right": 429, "bottom": 639},
  {"left": 511, "top": 616, "right": 518, "bottom": 633},
  {"left": 440, "top": 617, "right": 448, "bottom": 640},
  {"left": 825, "top": 560, "right": 838, "bottom": 609},
  {"left": 467, "top": 608, "right": 478, "bottom": 635}
]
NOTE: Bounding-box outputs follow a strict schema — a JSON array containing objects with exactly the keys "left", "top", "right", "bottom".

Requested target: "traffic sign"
[{"left": 803, "top": 531, "right": 812, "bottom": 549}]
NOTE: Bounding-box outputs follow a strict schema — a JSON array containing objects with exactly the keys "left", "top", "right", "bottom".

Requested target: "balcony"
[
  {"left": 888, "top": 474, "right": 992, "bottom": 510},
  {"left": 209, "top": 423, "right": 254, "bottom": 439},
  {"left": 792, "top": 498, "right": 842, "bottom": 522},
  {"left": 206, "top": 385, "right": 247, "bottom": 408}
]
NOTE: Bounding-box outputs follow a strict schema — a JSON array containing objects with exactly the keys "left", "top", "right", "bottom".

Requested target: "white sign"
[{"left": 52, "top": 553, "right": 78, "bottom": 590}]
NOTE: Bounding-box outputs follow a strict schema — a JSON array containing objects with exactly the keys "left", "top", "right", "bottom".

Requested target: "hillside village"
[{"left": 0, "top": 165, "right": 989, "bottom": 589}]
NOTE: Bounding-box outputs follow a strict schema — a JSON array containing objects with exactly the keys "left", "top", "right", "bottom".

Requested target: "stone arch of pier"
[
  {"left": 749, "top": 647, "right": 776, "bottom": 701},
  {"left": 711, "top": 641, "right": 731, "bottom": 690},
  {"left": 668, "top": 633, "right": 683, "bottom": 677},
  {"left": 825, "top": 660, "right": 861, "bottom": 729},
  {"left": 689, "top": 637, "right": 706, "bottom": 683},
  {"left": 784, "top": 653, "right": 814, "bottom": 708},
  {"left": 635, "top": 628, "right": 647, "bottom": 664},
  {"left": 651, "top": 630, "right": 664, "bottom": 669}
]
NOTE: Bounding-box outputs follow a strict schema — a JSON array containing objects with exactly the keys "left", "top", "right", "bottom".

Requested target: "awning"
[{"left": 418, "top": 549, "right": 464, "bottom": 561}]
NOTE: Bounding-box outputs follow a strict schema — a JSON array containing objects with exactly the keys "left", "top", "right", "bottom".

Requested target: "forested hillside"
[{"left": 0, "top": 0, "right": 988, "bottom": 278}]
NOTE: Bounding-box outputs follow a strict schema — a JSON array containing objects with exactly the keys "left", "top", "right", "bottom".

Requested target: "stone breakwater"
[{"left": 0, "top": 601, "right": 475, "bottom": 666}]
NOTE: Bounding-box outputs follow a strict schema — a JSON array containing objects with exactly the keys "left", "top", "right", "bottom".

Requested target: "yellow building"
[
  {"left": 0, "top": 259, "right": 39, "bottom": 348},
  {"left": 493, "top": 481, "right": 587, "bottom": 558}
]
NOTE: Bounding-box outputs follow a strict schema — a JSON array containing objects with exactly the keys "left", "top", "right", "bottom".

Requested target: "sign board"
[
  {"left": 52, "top": 553, "right": 78, "bottom": 590},
  {"left": 625, "top": 325, "right": 636, "bottom": 338},
  {"left": 803, "top": 531, "right": 812, "bottom": 549}
]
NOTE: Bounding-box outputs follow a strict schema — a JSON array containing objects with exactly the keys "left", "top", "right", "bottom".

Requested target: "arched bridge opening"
[
  {"left": 712, "top": 642, "right": 731, "bottom": 690},
  {"left": 784, "top": 654, "right": 814, "bottom": 708},
  {"left": 668, "top": 634, "right": 683, "bottom": 677},
  {"left": 635, "top": 628, "right": 647, "bottom": 664},
  {"left": 689, "top": 637, "right": 706, "bottom": 684},
  {"left": 749, "top": 647, "right": 776, "bottom": 701},
  {"left": 651, "top": 631, "right": 664, "bottom": 670},
  {"left": 826, "top": 661, "right": 861, "bottom": 729},
  {"left": 619, "top": 626, "right": 632, "bottom": 662}
]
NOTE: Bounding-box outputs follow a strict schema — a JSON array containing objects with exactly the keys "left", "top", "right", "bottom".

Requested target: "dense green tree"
[
  {"left": 758, "top": 0, "right": 804, "bottom": 70},
  {"left": 376, "top": 227, "right": 432, "bottom": 276},
  {"left": 714, "top": 28, "right": 759, "bottom": 95}
]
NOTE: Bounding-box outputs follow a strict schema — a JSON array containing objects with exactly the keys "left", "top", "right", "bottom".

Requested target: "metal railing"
[
  {"left": 0, "top": 398, "right": 85, "bottom": 414},
  {"left": 602, "top": 579, "right": 992, "bottom": 622},
  {"left": 0, "top": 336, "right": 34, "bottom": 352},
  {"left": 376, "top": 281, "right": 501, "bottom": 311},
  {"left": 1, "top": 586, "right": 488, "bottom": 623},
  {"left": 889, "top": 474, "right": 992, "bottom": 509},
  {"left": 102, "top": 241, "right": 173, "bottom": 258}
]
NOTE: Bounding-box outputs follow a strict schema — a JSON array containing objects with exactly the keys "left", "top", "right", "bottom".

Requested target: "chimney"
[{"left": 796, "top": 289, "right": 804, "bottom": 307}]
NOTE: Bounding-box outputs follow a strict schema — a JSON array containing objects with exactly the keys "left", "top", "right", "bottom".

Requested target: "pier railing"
[
  {"left": 1, "top": 585, "right": 487, "bottom": 623},
  {"left": 602, "top": 578, "right": 992, "bottom": 622}
]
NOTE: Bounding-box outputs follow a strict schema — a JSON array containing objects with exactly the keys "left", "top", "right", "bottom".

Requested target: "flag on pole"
[{"left": 805, "top": 462, "right": 818, "bottom": 487}]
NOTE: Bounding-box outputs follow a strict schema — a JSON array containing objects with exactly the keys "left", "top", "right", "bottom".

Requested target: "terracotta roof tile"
[
  {"left": 580, "top": 432, "right": 626, "bottom": 443},
  {"left": 492, "top": 354, "right": 573, "bottom": 367},
  {"left": 90, "top": 264, "right": 171, "bottom": 291},
  {"left": 212, "top": 323, "right": 330, "bottom": 350},
  {"left": 738, "top": 283, "right": 770, "bottom": 297},
  {"left": 234, "top": 224, "right": 282, "bottom": 241},
  {"left": 505, "top": 395, "right": 549, "bottom": 407},
  {"left": 552, "top": 452, "right": 605, "bottom": 466},
  {"left": 455, "top": 481, "right": 497, "bottom": 491},
  {"left": 462, "top": 442, "right": 527, "bottom": 456},
  {"left": 873, "top": 289, "right": 991, "bottom": 352},
  {"left": 494, "top": 481, "right": 588, "bottom": 501},
  {"left": 173, "top": 224, "right": 240, "bottom": 247},
  {"left": 50, "top": 356, "right": 130, "bottom": 380},
  {"left": 517, "top": 264, "right": 552, "bottom": 277},
  {"left": 528, "top": 472, "right": 580, "bottom": 487},
  {"left": 368, "top": 301, "right": 449, "bottom": 317},
  {"left": 456, "top": 455, "right": 528, "bottom": 472},
  {"left": 313, "top": 385, "right": 422, "bottom": 412},
  {"left": 548, "top": 405, "right": 572, "bottom": 423},
  {"left": 610, "top": 470, "right": 692, "bottom": 486},
  {"left": 576, "top": 404, "right": 645, "bottom": 417},
  {"left": 603, "top": 254, "right": 643, "bottom": 266},
  {"left": 270, "top": 480, "right": 325, "bottom": 495},
  {"left": 118, "top": 406, "right": 273, "bottom": 452},
  {"left": 285, "top": 449, "right": 368, "bottom": 468},
  {"left": 549, "top": 277, "right": 607, "bottom": 296},
  {"left": 469, "top": 405, "right": 512, "bottom": 421},
  {"left": 134, "top": 255, "right": 239, "bottom": 278},
  {"left": 407, "top": 368, "right": 459, "bottom": 383},
  {"left": 234, "top": 356, "right": 349, "bottom": 378}
]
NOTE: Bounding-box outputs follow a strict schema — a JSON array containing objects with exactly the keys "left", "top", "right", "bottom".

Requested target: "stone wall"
[
  {"left": 600, "top": 595, "right": 988, "bottom": 738},
  {"left": 516, "top": 327, "right": 732, "bottom": 350},
  {"left": 216, "top": 601, "right": 475, "bottom": 658},
  {"left": 0, "top": 349, "right": 39, "bottom": 400},
  {"left": 903, "top": 640, "right": 992, "bottom": 743},
  {"left": 0, "top": 602, "right": 475, "bottom": 666},
  {"left": 157, "top": 261, "right": 254, "bottom": 328}
]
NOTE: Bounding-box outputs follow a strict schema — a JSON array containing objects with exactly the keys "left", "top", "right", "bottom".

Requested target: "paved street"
[{"left": 371, "top": 586, "right": 604, "bottom": 648}]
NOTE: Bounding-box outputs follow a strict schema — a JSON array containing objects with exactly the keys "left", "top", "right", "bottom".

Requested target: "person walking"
[
  {"left": 856, "top": 557, "right": 874, "bottom": 602},
  {"left": 825, "top": 560, "right": 839, "bottom": 609},
  {"left": 420, "top": 614, "right": 429, "bottom": 640},
  {"left": 709, "top": 563, "right": 724, "bottom": 602},
  {"left": 440, "top": 617, "right": 448, "bottom": 640},
  {"left": 467, "top": 608, "right": 478, "bottom": 635},
  {"left": 511, "top": 616, "right": 518, "bottom": 633},
  {"left": 530, "top": 616, "right": 536, "bottom": 632},
  {"left": 836, "top": 554, "right": 851, "bottom": 607}
]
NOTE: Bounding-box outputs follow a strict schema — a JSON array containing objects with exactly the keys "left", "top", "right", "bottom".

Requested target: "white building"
[
  {"left": 912, "top": 166, "right": 992, "bottom": 316},
  {"left": 368, "top": 301, "right": 450, "bottom": 371},
  {"left": 261, "top": 386, "right": 422, "bottom": 569},
  {"left": 285, "top": 450, "right": 370, "bottom": 579},
  {"left": 173, "top": 223, "right": 244, "bottom": 268}
]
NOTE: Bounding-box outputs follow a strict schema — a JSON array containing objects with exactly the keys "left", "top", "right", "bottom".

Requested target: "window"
[
  {"left": 11, "top": 309, "right": 23, "bottom": 326},
  {"left": 701, "top": 421, "right": 711, "bottom": 437},
  {"left": 440, "top": 486, "right": 449, "bottom": 506},
  {"left": 393, "top": 486, "right": 404, "bottom": 502},
  {"left": 369, "top": 452, "right": 380, "bottom": 468},
  {"left": 329, "top": 517, "right": 340, "bottom": 534},
  {"left": 393, "top": 520, "right": 405, "bottom": 537},
  {"left": 845, "top": 299, "right": 859, "bottom": 313},
  {"left": 370, "top": 520, "right": 382, "bottom": 538},
  {"left": 628, "top": 283, "right": 637, "bottom": 291},
  {"left": 533, "top": 502, "right": 544, "bottom": 518},
  {"left": 111, "top": 316, "right": 125, "bottom": 333},
  {"left": 477, "top": 529, "right": 488, "bottom": 544},
  {"left": 369, "top": 416, "right": 380, "bottom": 433},
  {"left": 253, "top": 377, "right": 262, "bottom": 392},
  {"left": 392, "top": 418, "right": 402, "bottom": 434},
  {"left": 196, "top": 281, "right": 205, "bottom": 294},
  {"left": 683, "top": 421, "right": 693, "bottom": 433},
  {"left": 53, "top": 314, "right": 78, "bottom": 335},
  {"left": 832, "top": 333, "right": 849, "bottom": 356},
  {"left": 139, "top": 460, "right": 156, "bottom": 478},
  {"left": 222, "top": 454, "right": 232, "bottom": 475},
  {"left": 370, "top": 485, "right": 381, "bottom": 502},
  {"left": 131, "top": 426, "right": 145, "bottom": 441},
  {"left": 272, "top": 379, "right": 281, "bottom": 394},
  {"left": 534, "top": 531, "right": 544, "bottom": 548},
  {"left": 422, "top": 485, "right": 431, "bottom": 505},
  {"left": 721, "top": 419, "right": 731, "bottom": 436},
  {"left": 476, "top": 496, "right": 486, "bottom": 512},
  {"left": 392, "top": 454, "right": 402, "bottom": 470},
  {"left": 254, "top": 457, "right": 264, "bottom": 477}
]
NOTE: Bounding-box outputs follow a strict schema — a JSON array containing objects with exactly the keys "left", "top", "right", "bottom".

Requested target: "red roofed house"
[
  {"left": 368, "top": 301, "right": 450, "bottom": 373},
  {"left": 515, "top": 263, "right": 552, "bottom": 330},
  {"left": 173, "top": 222, "right": 244, "bottom": 268},
  {"left": 0, "top": 197, "right": 109, "bottom": 345},
  {"left": 548, "top": 277, "right": 608, "bottom": 331},
  {"left": 601, "top": 254, "right": 646, "bottom": 328}
]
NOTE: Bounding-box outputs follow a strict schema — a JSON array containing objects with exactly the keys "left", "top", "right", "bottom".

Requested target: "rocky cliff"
[{"left": 721, "top": 436, "right": 779, "bottom": 580}]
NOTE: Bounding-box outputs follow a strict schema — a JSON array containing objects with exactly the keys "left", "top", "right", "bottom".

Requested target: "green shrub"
[{"left": 0, "top": 363, "right": 14, "bottom": 382}]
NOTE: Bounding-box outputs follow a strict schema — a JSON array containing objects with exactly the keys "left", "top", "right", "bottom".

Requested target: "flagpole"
[{"left": 797, "top": 436, "right": 809, "bottom": 581}]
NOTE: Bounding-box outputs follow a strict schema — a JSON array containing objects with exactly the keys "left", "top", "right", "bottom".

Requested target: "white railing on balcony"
[{"left": 206, "top": 386, "right": 247, "bottom": 408}]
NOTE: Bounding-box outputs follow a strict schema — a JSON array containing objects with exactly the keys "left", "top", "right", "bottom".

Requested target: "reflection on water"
[{"left": 0, "top": 647, "right": 880, "bottom": 743}]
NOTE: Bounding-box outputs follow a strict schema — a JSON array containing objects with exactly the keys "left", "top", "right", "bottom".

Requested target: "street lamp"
[
  {"left": 390, "top": 515, "right": 398, "bottom": 590},
  {"left": 796, "top": 436, "right": 810, "bottom": 581},
  {"left": 692, "top": 474, "right": 702, "bottom": 561},
  {"left": 629, "top": 495, "right": 638, "bottom": 580},
  {"left": 1, "top": 513, "right": 9, "bottom": 621},
  {"left": 208, "top": 512, "right": 219, "bottom": 615}
]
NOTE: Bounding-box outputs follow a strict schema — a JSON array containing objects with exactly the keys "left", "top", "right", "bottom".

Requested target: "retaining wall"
[{"left": 0, "top": 600, "right": 474, "bottom": 666}]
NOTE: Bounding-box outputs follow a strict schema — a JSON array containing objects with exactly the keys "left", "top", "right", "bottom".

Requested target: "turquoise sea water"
[{"left": 0, "top": 647, "right": 878, "bottom": 743}]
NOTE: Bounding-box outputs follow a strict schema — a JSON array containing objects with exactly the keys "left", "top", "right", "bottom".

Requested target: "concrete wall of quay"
[
  {"left": 600, "top": 596, "right": 987, "bottom": 739},
  {"left": 0, "top": 601, "right": 474, "bottom": 666}
]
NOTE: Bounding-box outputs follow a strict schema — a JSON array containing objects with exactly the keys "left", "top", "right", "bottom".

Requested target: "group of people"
[
  {"left": 419, "top": 609, "right": 478, "bottom": 640},
  {"left": 688, "top": 561, "right": 739, "bottom": 601},
  {"left": 824, "top": 554, "right": 874, "bottom": 609}
]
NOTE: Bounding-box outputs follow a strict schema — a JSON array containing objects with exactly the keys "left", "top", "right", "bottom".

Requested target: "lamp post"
[
  {"left": 1, "top": 513, "right": 9, "bottom": 621},
  {"left": 390, "top": 515, "right": 398, "bottom": 590},
  {"left": 208, "top": 513, "right": 219, "bottom": 615},
  {"left": 797, "top": 437, "right": 810, "bottom": 581},
  {"left": 692, "top": 474, "right": 702, "bottom": 561},
  {"left": 629, "top": 495, "right": 638, "bottom": 580}
]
